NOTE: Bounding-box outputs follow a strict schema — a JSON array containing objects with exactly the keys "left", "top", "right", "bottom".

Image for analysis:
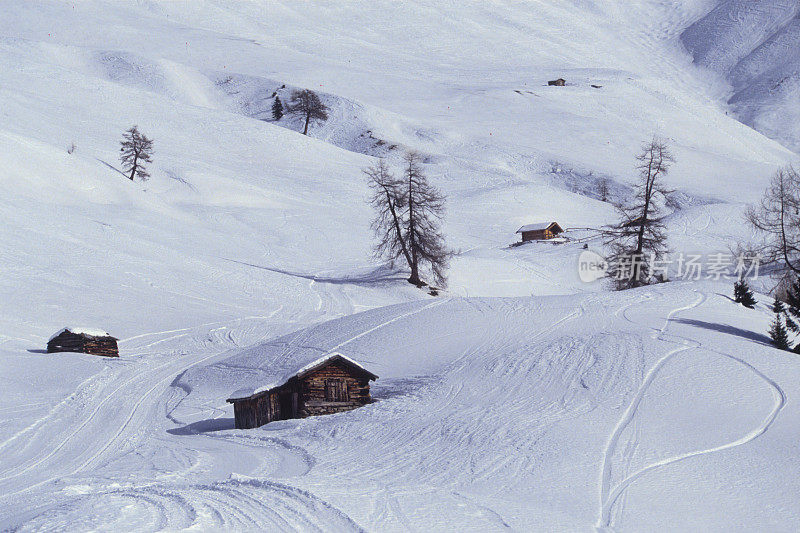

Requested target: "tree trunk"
[
  {"left": 128, "top": 153, "right": 138, "bottom": 181},
  {"left": 632, "top": 153, "right": 656, "bottom": 285},
  {"left": 386, "top": 192, "right": 413, "bottom": 270},
  {"left": 408, "top": 262, "right": 421, "bottom": 286},
  {"left": 303, "top": 112, "right": 310, "bottom": 135},
  {"left": 407, "top": 175, "right": 421, "bottom": 285}
]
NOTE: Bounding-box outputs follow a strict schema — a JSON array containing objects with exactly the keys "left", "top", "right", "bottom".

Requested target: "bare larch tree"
[
  {"left": 403, "top": 152, "right": 451, "bottom": 286},
  {"left": 365, "top": 153, "right": 451, "bottom": 287},
  {"left": 746, "top": 165, "right": 800, "bottom": 279},
  {"left": 366, "top": 158, "right": 413, "bottom": 270},
  {"left": 286, "top": 89, "right": 329, "bottom": 135},
  {"left": 604, "top": 138, "right": 674, "bottom": 289},
  {"left": 119, "top": 126, "right": 154, "bottom": 181}
]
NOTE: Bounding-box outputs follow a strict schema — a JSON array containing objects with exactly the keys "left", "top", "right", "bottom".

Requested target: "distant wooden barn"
[
  {"left": 227, "top": 353, "right": 378, "bottom": 429},
  {"left": 517, "top": 222, "right": 564, "bottom": 242},
  {"left": 47, "top": 327, "right": 118, "bottom": 357},
  {"left": 548, "top": 78, "right": 566, "bottom": 86},
  {"left": 620, "top": 216, "right": 645, "bottom": 228}
]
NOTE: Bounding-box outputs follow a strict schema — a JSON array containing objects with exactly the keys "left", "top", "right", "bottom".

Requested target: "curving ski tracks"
[{"left": 596, "top": 290, "right": 787, "bottom": 530}]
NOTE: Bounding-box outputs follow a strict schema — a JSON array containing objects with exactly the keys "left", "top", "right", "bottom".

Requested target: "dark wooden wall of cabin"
[
  {"left": 233, "top": 385, "right": 302, "bottom": 429},
  {"left": 232, "top": 362, "right": 373, "bottom": 429},
  {"left": 299, "top": 362, "right": 371, "bottom": 417},
  {"left": 522, "top": 230, "right": 547, "bottom": 241},
  {"left": 47, "top": 333, "right": 119, "bottom": 357},
  {"left": 233, "top": 390, "right": 280, "bottom": 429}
]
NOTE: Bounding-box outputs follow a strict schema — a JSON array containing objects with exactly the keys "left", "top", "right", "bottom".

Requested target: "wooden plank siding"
[
  {"left": 519, "top": 223, "right": 564, "bottom": 242},
  {"left": 228, "top": 356, "right": 376, "bottom": 429},
  {"left": 46, "top": 332, "right": 119, "bottom": 357},
  {"left": 233, "top": 390, "right": 283, "bottom": 429},
  {"left": 299, "top": 361, "right": 372, "bottom": 417},
  {"left": 521, "top": 229, "right": 555, "bottom": 241}
]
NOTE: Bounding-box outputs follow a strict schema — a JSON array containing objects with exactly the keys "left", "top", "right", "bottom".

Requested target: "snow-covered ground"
[
  {"left": 3, "top": 284, "right": 799, "bottom": 530},
  {"left": 0, "top": 1, "right": 798, "bottom": 530}
]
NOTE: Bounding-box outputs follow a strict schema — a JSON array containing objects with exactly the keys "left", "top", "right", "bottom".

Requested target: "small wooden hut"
[
  {"left": 620, "top": 216, "right": 645, "bottom": 228},
  {"left": 47, "top": 327, "right": 119, "bottom": 357},
  {"left": 548, "top": 78, "right": 566, "bottom": 86},
  {"left": 227, "top": 353, "right": 378, "bottom": 429},
  {"left": 516, "top": 222, "right": 564, "bottom": 242}
]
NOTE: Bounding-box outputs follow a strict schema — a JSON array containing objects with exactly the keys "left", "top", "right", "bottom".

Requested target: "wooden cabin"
[
  {"left": 47, "top": 327, "right": 118, "bottom": 357},
  {"left": 516, "top": 222, "right": 565, "bottom": 242},
  {"left": 227, "top": 353, "right": 378, "bottom": 429},
  {"left": 620, "top": 216, "right": 645, "bottom": 228},
  {"left": 548, "top": 78, "right": 566, "bottom": 86}
]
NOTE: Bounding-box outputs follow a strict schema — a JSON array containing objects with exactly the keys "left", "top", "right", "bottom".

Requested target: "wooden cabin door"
[
  {"left": 325, "top": 379, "right": 348, "bottom": 402},
  {"left": 278, "top": 392, "right": 296, "bottom": 419}
]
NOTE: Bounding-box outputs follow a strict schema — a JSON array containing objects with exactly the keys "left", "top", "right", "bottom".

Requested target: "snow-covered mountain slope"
[
  {"left": 0, "top": 0, "right": 791, "bottom": 332},
  {"left": 681, "top": 0, "right": 800, "bottom": 151},
  {"left": 1, "top": 0, "right": 799, "bottom": 530},
  {"left": 3, "top": 283, "right": 799, "bottom": 531}
]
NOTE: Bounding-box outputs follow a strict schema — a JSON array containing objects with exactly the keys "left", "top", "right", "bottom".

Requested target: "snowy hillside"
[
  {"left": 682, "top": 0, "right": 800, "bottom": 151},
  {"left": 1, "top": 0, "right": 799, "bottom": 531}
]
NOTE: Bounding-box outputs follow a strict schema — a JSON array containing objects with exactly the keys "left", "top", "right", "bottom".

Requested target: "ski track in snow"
[
  {"left": 1, "top": 284, "right": 793, "bottom": 530},
  {"left": 0, "top": 348, "right": 226, "bottom": 496},
  {"left": 596, "top": 290, "right": 787, "bottom": 530},
  {"left": 328, "top": 297, "right": 453, "bottom": 353},
  {"left": 1, "top": 1, "right": 799, "bottom": 529}
]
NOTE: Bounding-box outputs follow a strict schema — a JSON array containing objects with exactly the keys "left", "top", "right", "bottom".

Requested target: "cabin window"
[{"left": 325, "top": 378, "right": 348, "bottom": 402}]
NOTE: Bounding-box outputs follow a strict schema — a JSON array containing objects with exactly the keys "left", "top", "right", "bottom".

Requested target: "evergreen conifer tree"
[
  {"left": 784, "top": 276, "right": 800, "bottom": 333},
  {"left": 734, "top": 280, "right": 744, "bottom": 303},
  {"left": 733, "top": 278, "right": 757, "bottom": 309},
  {"left": 769, "top": 297, "right": 792, "bottom": 350},
  {"left": 272, "top": 96, "right": 283, "bottom": 121}
]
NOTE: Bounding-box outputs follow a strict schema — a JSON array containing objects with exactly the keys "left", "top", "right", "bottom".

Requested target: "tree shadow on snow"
[
  {"left": 714, "top": 293, "right": 736, "bottom": 304},
  {"left": 168, "top": 417, "right": 235, "bottom": 436},
  {"left": 672, "top": 318, "right": 772, "bottom": 346},
  {"left": 96, "top": 158, "right": 128, "bottom": 178},
  {"left": 27, "top": 349, "right": 48, "bottom": 354},
  {"left": 223, "top": 258, "right": 406, "bottom": 286}
]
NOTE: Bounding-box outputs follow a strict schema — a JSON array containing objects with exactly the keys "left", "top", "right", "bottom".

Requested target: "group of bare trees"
[
  {"left": 601, "top": 136, "right": 800, "bottom": 299},
  {"left": 365, "top": 153, "right": 451, "bottom": 288},
  {"left": 364, "top": 139, "right": 674, "bottom": 292},
  {"left": 114, "top": 88, "right": 329, "bottom": 184},
  {"left": 746, "top": 165, "right": 800, "bottom": 280},
  {"left": 744, "top": 165, "right": 800, "bottom": 350}
]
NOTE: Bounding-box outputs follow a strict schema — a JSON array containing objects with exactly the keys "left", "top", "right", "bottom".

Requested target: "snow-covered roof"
[
  {"left": 516, "top": 222, "right": 561, "bottom": 233},
  {"left": 227, "top": 352, "right": 377, "bottom": 401},
  {"left": 48, "top": 326, "right": 114, "bottom": 342},
  {"left": 294, "top": 352, "right": 373, "bottom": 379}
]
